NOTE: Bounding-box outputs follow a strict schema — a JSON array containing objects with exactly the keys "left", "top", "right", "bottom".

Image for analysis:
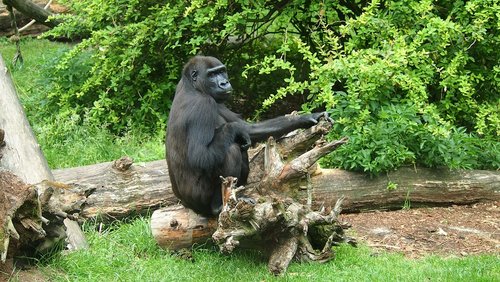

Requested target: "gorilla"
[{"left": 166, "top": 56, "right": 327, "bottom": 216}]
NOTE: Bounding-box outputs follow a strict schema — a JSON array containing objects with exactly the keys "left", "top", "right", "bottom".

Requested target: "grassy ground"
[
  {"left": 10, "top": 218, "right": 497, "bottom": 282},
  {"left": 0, "top": 37, "right": 164, "bottom": 168},
  {"left": 1, "top": 38, "right": 498, "bottom": 282}
]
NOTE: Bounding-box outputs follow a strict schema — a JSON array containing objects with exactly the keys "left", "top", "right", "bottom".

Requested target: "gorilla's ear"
[{"left": 191, "top": 70, "right": 198, "bottom": 81}]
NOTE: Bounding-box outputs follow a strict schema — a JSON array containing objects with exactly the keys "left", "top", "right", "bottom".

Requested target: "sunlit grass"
[
  {"left": 38, "top": 120, "right": 164, "bottom": 168},
  {"left": 0, "top": 38, "right": 164, "bottom": 168},
  {"left": 34, "top": 217, "right": 499, "bottom": 282}
]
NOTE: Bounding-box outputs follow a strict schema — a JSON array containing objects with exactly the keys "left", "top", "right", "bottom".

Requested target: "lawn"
[{"left": 23, "top": 218, "right": 500, "bottom": 282}]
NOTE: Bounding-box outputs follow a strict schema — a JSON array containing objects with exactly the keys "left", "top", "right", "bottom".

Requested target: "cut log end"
[{"left": 151, "top": 205, "right": 217, "bottom": 251}]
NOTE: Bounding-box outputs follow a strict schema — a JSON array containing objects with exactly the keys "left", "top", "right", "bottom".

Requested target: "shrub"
[{"left": 43, "top": 0, "right": 499, "bottom": 172}]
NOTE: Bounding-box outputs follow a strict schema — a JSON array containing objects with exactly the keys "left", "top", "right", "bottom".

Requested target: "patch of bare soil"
[
  {"left": 340, "top": 201, "right": 500, "bottom": 258},
  {"left": 0, "top": 261, "right": 48, "bottom": 282}
]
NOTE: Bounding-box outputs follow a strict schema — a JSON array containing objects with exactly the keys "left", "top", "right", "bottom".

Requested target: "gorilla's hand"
[
  {"left": 229, "top": 122, "right": 251, "bottom": 150},
  {"left": 304, "top": 111, "right": 333, "bottom": 125},
  {"left": 236, "top": 129, "right": 251, "bottom": 150}
]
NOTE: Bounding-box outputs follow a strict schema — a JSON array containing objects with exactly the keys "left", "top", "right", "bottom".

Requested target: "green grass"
[
  {"left": 1, "top": 38, "right": 499, "bottom": 282},
  {"left": 38, "top": 120, "right": 165, "bottom": 168},
  {"left": 0, "top": 37, "right": 164, "bottom": 168},
  {"left": 0, "top": 37, "right": 67, "bottom": 126},
  {"left": 25, "top": 217, "right": 497, "bottom": 282}
]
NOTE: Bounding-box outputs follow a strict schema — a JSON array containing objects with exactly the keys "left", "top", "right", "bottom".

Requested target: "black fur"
[{"left": 166, "top": 56, "right": 326, "bottom": 216}]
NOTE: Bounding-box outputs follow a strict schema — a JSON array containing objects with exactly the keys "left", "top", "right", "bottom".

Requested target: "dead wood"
[
  {"left": 0, "top": 169, "right": 43, "bottom": 264},
  {"left": 2, "top": 0, "right": 60, "bottom": 29},
  {"left": 211, "top": 176, "right": 354, "bottom": 275},
  {"left": 0, "top": 55, "right": 53, "bottom": 185},
  {"left": 49, "top": 152, "right": 500, "bottom": 221},
  {"left": 150, "top": 205, "right": 217, "bottom": 250},
  {"left": 0, "top": 54, "right": 86, "bottom": 275},
  {"left": 52, "top": 159, "right": 174, "bottom": 220}
]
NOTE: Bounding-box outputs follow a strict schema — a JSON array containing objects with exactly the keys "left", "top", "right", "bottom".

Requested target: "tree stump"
[
  {"left": 212, "top": 176, "right": 354, "bottom": 275},
  {"left": 151, "top": 118, "right": 355, "bottom": 275},
  {"left": 0, "top": 169, "right": 43, "bottom": 263}
]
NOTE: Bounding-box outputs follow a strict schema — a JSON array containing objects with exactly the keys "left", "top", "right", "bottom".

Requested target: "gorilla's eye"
[{"left": 207, "top": 65, "right": 226, "bottom": 78}]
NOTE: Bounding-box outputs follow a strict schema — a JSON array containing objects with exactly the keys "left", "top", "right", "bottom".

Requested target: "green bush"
[
  {"left": 253, "top": 0, "right": 500, "bottom": 173},
  {"left": 42, "top": 0, "right": 499, "bottom": 173}
]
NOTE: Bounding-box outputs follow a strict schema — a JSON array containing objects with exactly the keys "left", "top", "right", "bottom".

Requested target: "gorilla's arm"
[
  {"left": 217, "top": 104, "right": 327, "bottom": 144},
  {"left": 245, "top": 113, "right": 327, "bottom": 143},
  {"left": 186, "top": 121, "right": 224, "bottom": 170}
]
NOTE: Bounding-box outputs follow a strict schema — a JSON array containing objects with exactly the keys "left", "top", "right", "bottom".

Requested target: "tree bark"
[
  {"left": 0, "top": 54, "right": 85, "bottom": 274},
  {"left": 51, "top": 160, "right": 500, "bottom": 220},
  {"left": 53, "top": 157, "right": 176, "bottom": 219},
  {"left": 0, "top": 54, "right": 53, "bottom": 184},
  {"left": 0, "top": 169, "right": 42, "bottom": 264},
  {"left": 308, "top": 167, "right": 500, "bottom": 212}
]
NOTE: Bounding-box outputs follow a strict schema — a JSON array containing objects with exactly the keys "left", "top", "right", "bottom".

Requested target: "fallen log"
[
  {"left": 53, "top": 157, "right": 176, "bottom": 219},
  {"left": 309, "top": 166, "right": 500, "bottom": 211},
  {"left": 52, "top": 159, "right": 500, "bottom": 220}
]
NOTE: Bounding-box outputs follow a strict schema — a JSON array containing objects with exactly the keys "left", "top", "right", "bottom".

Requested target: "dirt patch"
[
  {"left": 340, "top": 201, "right": 500, "bottom": 258},
  {"left": 0, "top": 260, "right": 48, "bottom": 282}
]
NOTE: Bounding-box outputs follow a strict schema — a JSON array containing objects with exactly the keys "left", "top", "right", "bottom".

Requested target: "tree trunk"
[
  {"left": 51, "top": 160, "right": 500, "bottom": 220},
  {"left": 0, "top": 55, "right": 53, "bottom": 184},
  {"left": 0, "top": 54, "right": 85, "bottom": 275}
]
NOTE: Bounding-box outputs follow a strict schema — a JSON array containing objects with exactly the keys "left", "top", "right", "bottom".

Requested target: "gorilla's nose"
[{"left": 219, "top": 80, "right": 232, "bottom": 91}]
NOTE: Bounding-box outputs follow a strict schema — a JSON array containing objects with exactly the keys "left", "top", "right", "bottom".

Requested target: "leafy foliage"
[{"left": 42, "top": 0, "right": 499, "bottom": 173}]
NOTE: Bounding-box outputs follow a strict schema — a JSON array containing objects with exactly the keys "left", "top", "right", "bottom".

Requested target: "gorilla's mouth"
[{"left": 220, "top": 88, "right": 232, "bottom": 95}]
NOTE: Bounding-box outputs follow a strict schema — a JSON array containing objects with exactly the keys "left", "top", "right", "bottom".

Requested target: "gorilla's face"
[{"left": 186, "top": 56, "right": 233, "bottom": 103}]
